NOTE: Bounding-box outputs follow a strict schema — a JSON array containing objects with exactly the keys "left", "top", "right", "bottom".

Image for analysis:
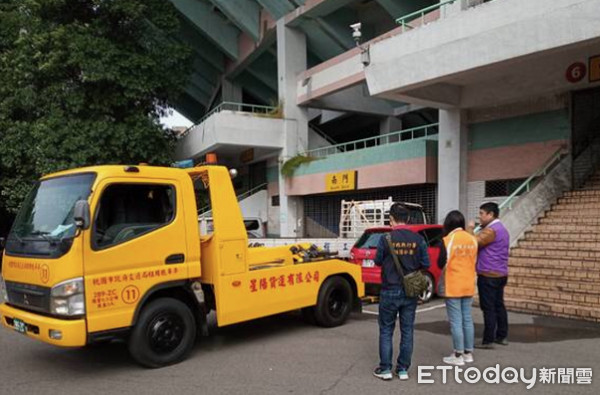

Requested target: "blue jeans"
[
  {"left": 445, "top": 297, "right": 474, "bottom": 353},
  {"left": 378, "top": 288, "right": 418, "bottom": 372}
]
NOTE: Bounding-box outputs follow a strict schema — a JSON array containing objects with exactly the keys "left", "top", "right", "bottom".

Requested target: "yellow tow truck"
[{"left": 0, "top": 161, "right": 364, "bottom": 367}]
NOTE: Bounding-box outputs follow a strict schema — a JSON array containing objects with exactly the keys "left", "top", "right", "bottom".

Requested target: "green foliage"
[
  {"left": 280, "top": 154, "right": 319, "bottom": 177},
  {"left": 0, "top": 0, "right": 193, "bottom": 213}
]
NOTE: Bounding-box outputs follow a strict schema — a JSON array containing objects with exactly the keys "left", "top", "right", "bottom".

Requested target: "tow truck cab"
[{"left": 0, "top": 164, "right": 364, "bottom": 367}]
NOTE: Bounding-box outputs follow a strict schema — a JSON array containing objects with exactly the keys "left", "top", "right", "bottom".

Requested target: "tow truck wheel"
[
  {"left": 128, "top": 298, "right": 196, "bottom": 368},
  {"left": 314, "top": 276, "right": 353, "bottom": 327}
]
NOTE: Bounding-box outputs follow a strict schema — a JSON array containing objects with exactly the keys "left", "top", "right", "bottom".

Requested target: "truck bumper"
[{"left": 0, "top": 303, "right": 86, "bottom": 347}]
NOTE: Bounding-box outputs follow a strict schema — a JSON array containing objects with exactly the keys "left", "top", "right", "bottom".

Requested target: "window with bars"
[
  {"left": 484, "top": 178, "right": 528, "bottom": 198},
  {"left": 271, "top": 195, "right": 280, "bottom": 207}
]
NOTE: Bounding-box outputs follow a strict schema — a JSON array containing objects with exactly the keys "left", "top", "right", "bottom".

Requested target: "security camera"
[{"left": 350, "top": 22, "right": 361, "bottom": 45}]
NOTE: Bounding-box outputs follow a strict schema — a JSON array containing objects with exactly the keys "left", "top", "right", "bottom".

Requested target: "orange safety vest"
[{"left": 438, "top": 228, "right": 478, "bottom": 298}]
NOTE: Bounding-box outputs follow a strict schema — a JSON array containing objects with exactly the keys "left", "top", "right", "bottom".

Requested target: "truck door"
[{"left": 83, "top": 178, "right": 188, "bottom": 333}]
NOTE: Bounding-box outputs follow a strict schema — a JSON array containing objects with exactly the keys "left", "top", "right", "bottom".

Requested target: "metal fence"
[
  {"left": 396, "top": 0, "right": 495, "bottom": 31},
  {"left": 304, "top": 123, "right": 438, "bottom": 159},
  {"left": 303, "top": 185, "right": 437, "bottom": 238}
]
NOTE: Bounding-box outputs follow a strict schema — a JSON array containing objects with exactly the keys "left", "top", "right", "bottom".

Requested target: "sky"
[{"left": 160, "top": 108, "right": 193, "bottom": 128}]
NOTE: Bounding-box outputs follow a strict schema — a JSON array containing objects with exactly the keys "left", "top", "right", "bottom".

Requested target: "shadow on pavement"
[
  {"left": 415, "top": 316, "right": 600, "bottom": 343},
  {"left": 27, "top": 311, "right": 344, "bottom": 372}
]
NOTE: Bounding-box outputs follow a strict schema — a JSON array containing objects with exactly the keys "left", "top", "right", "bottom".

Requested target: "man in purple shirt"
[{"left": 468, "top": 202, "right": 510, "bottom": 349}]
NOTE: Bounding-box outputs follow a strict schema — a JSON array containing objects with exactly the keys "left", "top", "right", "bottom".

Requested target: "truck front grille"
[{"left": 5, "top": 281, "right": 51, "bottom": 314}]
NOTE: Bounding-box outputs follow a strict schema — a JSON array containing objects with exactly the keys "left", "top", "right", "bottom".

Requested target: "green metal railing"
[
  {"left": 304, "top": 123, "right": 438, "bottom": 158},
  {"left": 498, "top": 147, "right": 566, "bottom": 211},
  {"left": 473, "top": 146, "right": 567, "bottom": 232},
  {"left": 198, "top": 182, "right": 268, "bottom": 215},
  {"left": 180, "top": 101, "right": 279, "bottom": 138},
  {"left": 396, "top": 0, "right": 458, "bottom": 31}
]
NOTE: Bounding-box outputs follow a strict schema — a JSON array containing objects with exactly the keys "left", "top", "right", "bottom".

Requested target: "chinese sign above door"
[{"left": 325, "top": 170, "right": 356, "bottom": 192}]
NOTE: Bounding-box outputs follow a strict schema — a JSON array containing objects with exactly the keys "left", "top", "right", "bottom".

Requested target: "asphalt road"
[{"left": 0, "top": 298, "right": 599, "bottom": 395}]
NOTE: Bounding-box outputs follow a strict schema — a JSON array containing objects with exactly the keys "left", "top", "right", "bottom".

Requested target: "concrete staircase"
[{"left": 505, "top": 172, "right": 600, "bottom": 322}]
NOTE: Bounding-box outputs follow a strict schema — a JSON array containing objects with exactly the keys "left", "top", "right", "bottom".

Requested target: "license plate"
[
  {"left": 13, "top": 318, "right": 27, "bottom": 334},
  {"left": 362, "top": 259, "right": 375, "bottom": 268}
]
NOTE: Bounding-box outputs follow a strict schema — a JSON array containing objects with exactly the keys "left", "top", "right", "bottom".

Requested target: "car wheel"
[
  {"left": 419, "top": 273, "right": 434, "bottom": 303},
  {"left": 314, "top": 276, "right": 353, "bottom": 328},
  {"left": 128, "top": 298, "right": 196, "bottom": 368}
]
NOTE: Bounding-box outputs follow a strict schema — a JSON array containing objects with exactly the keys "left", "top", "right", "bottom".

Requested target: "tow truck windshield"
[{"left": 5, "top": 173, "right": 95, "bottom": 258}]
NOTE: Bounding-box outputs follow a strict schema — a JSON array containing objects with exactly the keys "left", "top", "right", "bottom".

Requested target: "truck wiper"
[
  {"left": 30, "top": 231, "right": 59, "bottom": 245},
  {"left": 9, "top": 233, "right": 25, "bottom": 245}
]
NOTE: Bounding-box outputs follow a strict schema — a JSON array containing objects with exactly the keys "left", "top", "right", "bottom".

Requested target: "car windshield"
[
  {"left": 9, "top": 173, "right": 95, "bottom": 243},
  {"left": 354, "top": 230, "right": 387, "bottom": 249}
]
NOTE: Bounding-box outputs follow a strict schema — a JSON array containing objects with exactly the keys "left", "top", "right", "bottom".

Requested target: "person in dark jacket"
[{"left": 373, "top": 203, "right": 430, "bottom": 382}]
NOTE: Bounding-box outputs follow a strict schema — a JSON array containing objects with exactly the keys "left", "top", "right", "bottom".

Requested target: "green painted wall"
[
  {"left": 293, "top": 138, "right": 437, "bottom": 176},
  {"left": 266, "top": 166, "right": 279, "bottom": 183},
  {"left": 469, "top": 110, "right": 569, "bottom": 151}
]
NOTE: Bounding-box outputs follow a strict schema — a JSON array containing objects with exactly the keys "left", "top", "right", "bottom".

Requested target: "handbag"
[{"left": 385, "top": 234, "right": 428, "bottom": 298}]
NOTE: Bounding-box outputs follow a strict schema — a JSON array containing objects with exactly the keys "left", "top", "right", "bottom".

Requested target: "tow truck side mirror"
[
  {"left": 0, "top": 237, "right": 5, "bottom": 249},
  {"left": 74, "top": 200, "right": 91, "bottom": 230}
]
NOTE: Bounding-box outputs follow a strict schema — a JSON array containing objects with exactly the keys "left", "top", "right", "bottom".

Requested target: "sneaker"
[
  {"left": 463, "top": 353, "right": 474, "bottom": 363},
  {"left": 495, "top": 338, "right": 509, "bottom": 346},
  {"left": 397, "top": 370, "right": 409, "bottom": 381},
  {"left": 443, "top": 353, "right": 465, "bottom": 366},
  {"left": 474, "top": 343, "right": 495, "bottom": 350},
  {"left": 373, "top": 367, "right": 393, "bottom": 381}
]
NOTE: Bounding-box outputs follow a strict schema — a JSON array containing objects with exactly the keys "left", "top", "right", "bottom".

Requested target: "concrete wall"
[
  {"left": 296, "top": 7, "right": 441, "bottom": 105},
  {"left": 266, "top": 159, "right": 280, "bottom": 237},
  {"left": 364, "top": 0, "right": 600, "bottom": 108},
  {"left": 286, "top": 138, "right": 438, "bottom": 196},
  {"left": 468, "top": 110, "right": 570, "bottom": 181},
  {"left": 239, "top": 190, "right": 269, "bottom": 223},
  {"left": 465, "top": 108, "right": 570, "bottom": 221},
  {"left": 294, "top": 137, "right": 437, "bottom": 176},
  {"left": 176, "top": 111, "right": 286, "bottom": 160}
]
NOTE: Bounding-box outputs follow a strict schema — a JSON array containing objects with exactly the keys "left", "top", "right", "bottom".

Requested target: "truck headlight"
[
  {"left": 50, "top": 278, "right": 85, "bottom": 316},
  {"left": 0, "top": 276, "right": 8, "bottom": 302}
]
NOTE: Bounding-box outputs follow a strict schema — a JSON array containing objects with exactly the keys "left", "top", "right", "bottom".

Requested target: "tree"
[{"left": 0, "top": 0, "right": 193, "bottom": 215}]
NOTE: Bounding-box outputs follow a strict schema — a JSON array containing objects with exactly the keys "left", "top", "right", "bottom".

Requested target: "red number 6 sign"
[{"left": 566, "top": 62, "right": 587, "bottom": 83}]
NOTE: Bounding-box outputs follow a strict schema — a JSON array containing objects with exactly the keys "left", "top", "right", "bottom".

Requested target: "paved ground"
[{"left": 0, "top": 298, "right": 599, "bottom": 394}]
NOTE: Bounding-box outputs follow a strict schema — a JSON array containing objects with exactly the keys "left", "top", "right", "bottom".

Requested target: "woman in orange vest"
[{"left": 438, "top": 210, "right": 478, "bottom": 366}]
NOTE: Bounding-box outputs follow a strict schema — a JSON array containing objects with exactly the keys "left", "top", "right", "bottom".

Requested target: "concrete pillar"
[
  {"left": 437, "top": 109, "right": 468, "bottom": 223},
  {"left": 276, "top": 19, "right": 309, "bottom": 237},
  {"left": 379, "top": 117, "right": 403, "bottom": 135},
  {"left": 222, "top": 77, "right": 242, "bottom": 103},
  {"left": 441, "top": 0, "right": 468, "bottom": 18}
]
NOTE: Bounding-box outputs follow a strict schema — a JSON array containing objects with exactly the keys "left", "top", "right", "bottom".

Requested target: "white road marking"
[
  {"left": 362, "top": 310, "right": 379, "bottom": 316},
  {"left": 362, "top": 303, "right": 446, "bottom": 316},
  {"left": 416, "top": 303, "right": 447, "bottom": 313}
]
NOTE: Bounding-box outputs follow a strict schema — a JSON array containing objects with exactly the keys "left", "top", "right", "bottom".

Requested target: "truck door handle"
[{"left": 165, "top": 253, "right": 185, "bottom": 264}]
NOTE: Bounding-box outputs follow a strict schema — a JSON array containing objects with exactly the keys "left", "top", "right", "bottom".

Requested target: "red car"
[{"left": 349, "top": 225, "right": 444, "bottom": 303}]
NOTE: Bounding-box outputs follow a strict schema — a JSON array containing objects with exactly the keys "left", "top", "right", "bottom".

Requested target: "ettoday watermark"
[{"left": 418, "top": 365, "right": 592, "bottom": 390}]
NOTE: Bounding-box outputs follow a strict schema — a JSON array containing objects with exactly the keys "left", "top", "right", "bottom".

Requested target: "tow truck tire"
[
  {"left": 128, "top": 298, "right": 196, "bottom": 368},
  {"left": 314, "top": 276, "right": 353, "bottom": 328}
]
